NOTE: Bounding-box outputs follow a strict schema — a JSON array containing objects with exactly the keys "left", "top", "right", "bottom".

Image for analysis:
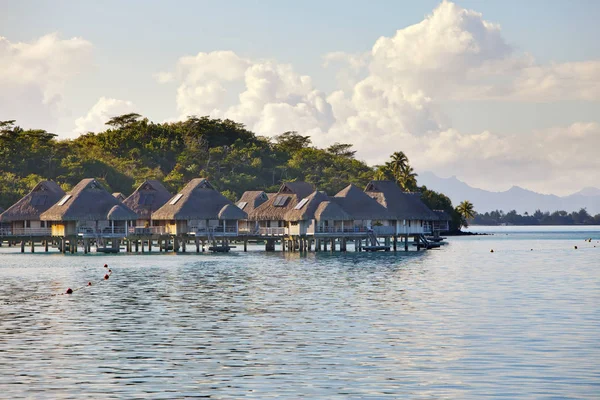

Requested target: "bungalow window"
[
  {"left": 290, "top": 221, "right": 299, "bottom": 226},
  {"left": 40, "top": 221, "right": 45, "bottom": 228},
  {"left": 26, "top": 220, "right": 31, "bottom": 228}
]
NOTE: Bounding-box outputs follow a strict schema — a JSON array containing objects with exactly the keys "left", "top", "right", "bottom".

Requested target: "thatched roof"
[
  {"left": 248, "top": 181, "right": 315, "bottom": 221},
  {"left": 236, "top": 191, "right": 269, "bottom": 214},
  {"left": 314, "top": 201, "right": 353, "bottom": 221},
  {"left": 151, "top": 178, "right": 247, "bottom": 220},
  {"left": 364, "top": 181, "right": 438, "bottom": 221},
  {"left": 113, "top": 192, "right": 126, "bottom": 201},
  {"left": 40, "top": 178, "right": 137, "bottom": 221},
  {"left": 284, "top": 191, "right": 329, "bottom": 221},
  {"left": 0, "top": 206, "right": 4, "bottom": 214},
  {"left": 218, "top": 204, "right": 248, "bottom": 220},
  {"left": 123, "top": 180, "right": 172, "bottom": 219},
  {"left": 0, "top": 181, "right": 65, "bottom": 222},
  {"left": 332, "top": 184, "right": 392, "bottom": 220}
]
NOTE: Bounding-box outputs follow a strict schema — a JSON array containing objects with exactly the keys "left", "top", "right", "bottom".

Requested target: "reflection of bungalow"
[
  {"left": 284, "top": 191, "right": 354, "bottom": 236},
  {"left": 236, "top": 191, "right": 269, "bottom": 234},
  {"left": 0, "top": 181, "right": 65, "bottom": 236},
  {"left": 40, "top": 178, "right": 137, "bottom": 238},
  {"left": 113, "top": 192, "right": 127, "bottom": 201},
  {"left": 248, "top": 182, "right": 314, "bottom": 236},
  {"left": 151, "top": 178, "right": 246, "bottom": 236},
  {"left": 331, "top": 184, "right": 393, "bottom": 233},
  {"left": 123, "top": 180, "right": 172, "bottom": 233},
  {"left": 364, "top": 180, "right": 438, "bottom": 235}
]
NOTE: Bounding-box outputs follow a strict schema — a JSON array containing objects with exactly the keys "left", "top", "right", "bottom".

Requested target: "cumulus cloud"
[
  {"left": 157, "top": 1, "right": 600, "bottom": 193},
  {"left": 0, "top": 33, "right": 92, "bottom": 129},
  {"left": 74, "top": 97, "right": 136, "bottom": 135}
]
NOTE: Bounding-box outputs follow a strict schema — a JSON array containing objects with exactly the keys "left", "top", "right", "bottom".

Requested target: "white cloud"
[
  {"left": 74, "top": 97, "right": 136, "bottom": 135},
  {"left": 0, "top": 33, "right": 92, "bottom": 129},
  {"left": 157, "top": 1, "right": 600, "bottom": 193}
]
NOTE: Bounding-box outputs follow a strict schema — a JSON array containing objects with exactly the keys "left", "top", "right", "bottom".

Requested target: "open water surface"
[{"left": 0, "top": 227, "right": 599, "bottom": 398}]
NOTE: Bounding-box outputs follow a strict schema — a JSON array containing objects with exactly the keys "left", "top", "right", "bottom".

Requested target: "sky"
[{"left": 1, "top": 0, "right": 599, "bottom": 196}]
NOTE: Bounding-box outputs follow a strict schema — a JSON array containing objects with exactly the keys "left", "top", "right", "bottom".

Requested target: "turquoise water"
[{"left": 1, "top": 228, "right": 599, "bottom": 398}]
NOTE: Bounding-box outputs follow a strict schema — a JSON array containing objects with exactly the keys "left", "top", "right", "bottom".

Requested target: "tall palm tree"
[
  {"left": 389, "top": 151, "right": 408, "bottom": 181},
  {"left": 398, "top": 164, "right": 418, "bottom": 192},
  {"left": 456, "top": 200, "right": 476, "bottom": 228}
]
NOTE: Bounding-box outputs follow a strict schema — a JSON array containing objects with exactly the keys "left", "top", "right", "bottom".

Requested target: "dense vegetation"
[
  {"left": 0, "top": 115, "right": 463, "bottom": 229},
  {"left": 471, "top": 209, "right": 600, "bottom": 226}
]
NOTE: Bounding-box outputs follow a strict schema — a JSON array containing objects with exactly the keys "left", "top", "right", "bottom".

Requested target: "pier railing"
[
  {"left": 190, "top": 226, "right": 239, "bottom": 236},
  {"left": 78, "top": 227, "right": 128, "bottom": 238},
  {"left": 128, "top": 226, "right": 168, "bottom": 235},
  {"left": 0, "top": 227, "right": 52, "bottom": 236},
  {"left": 315, "top": 226, "right": 368, "bottom": 234},
  {"left": 258, "top": 227, "right": 287, "bottom": 236},
  {"left": 372, "top": 226, "right": 396, "bottom": 235}
]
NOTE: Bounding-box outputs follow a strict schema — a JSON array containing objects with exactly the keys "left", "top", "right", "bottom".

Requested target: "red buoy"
[
  {"left": 104, "top": 264, "right": 108, "bottom": 268},
  {"left": 88, "top": 282, "right": 92, "bottom": 286},
  {"left": 108, "top": 269, "right": 112, "bottom": 273},
  {"left": 104, "top": 274, "right": 109, "bottom": 280},
  {"left": 66, "top": 288, "right": 73, "bottom": 294}
]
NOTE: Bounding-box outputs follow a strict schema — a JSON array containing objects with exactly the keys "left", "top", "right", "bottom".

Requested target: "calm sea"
[{"left": 1, "top": 227, "right": 599, "bottom": 398}]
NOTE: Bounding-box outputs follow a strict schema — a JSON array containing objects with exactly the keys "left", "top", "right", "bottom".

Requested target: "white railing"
[
  {"left": 1, "top": 227, "right": 52, "bottom": 236},
  {"left": 78, "top": 227, "right": 128, "bottom": 238},
  {"left": 372, "top": 226, "right": 396, "bottom": 235},
  {"left": 315, "top": 226, "right": 368, "bottom": 234},
  {"left": 128, "top": 226, "right": 167, "bottom": 235},
  {"left": 258, "top": 227, "right": 287, "bottom": 236},
  {"left": 190, "top": 226, "right": 239, "bottom": 236}
]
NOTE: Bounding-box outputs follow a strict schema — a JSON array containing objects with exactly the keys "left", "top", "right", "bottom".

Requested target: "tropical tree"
[
  {"left": 397, "top": 164, "right": 418, "bottom": 192},
  {"left": 456, "top": 200, "right": 476, "bottom": 228},
  {"left": 389, "top": 151, "right": 408, "bottom": 180}
]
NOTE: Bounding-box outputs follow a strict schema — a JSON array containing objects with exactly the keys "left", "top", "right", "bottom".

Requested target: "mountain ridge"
[{"left": 418, "top": 171, "right": 600, "bottom": 214}]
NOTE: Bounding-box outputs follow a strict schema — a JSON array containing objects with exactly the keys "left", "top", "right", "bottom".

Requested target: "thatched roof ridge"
[
  {"left": 364, "top": 180, "right": 438, "bottom": 221},
  {"left": 278, "top": 181, "right": 314, "bottom": 199},
  {"left": 151, "top": 178, "right": 247, "bottom": 220},
  {"left": 123, "top": 179, "right": 172, "bottom": 219},
  {"left": 0, "top": 206, "right": 4, "bottom": 214},
  {"left": 113, "top": 192, "right": 126, "bottom": 201},
  {"left": 314, "top": 201, "right": 353, "bottom": 221},
  {"left": 332, "top": 184, "right": 392, "bottom": 220},
  {"left": 40, "top": 178, "right": 137, "bottom": 221},
  {"left": 236, "top": 191, "right": 269, "bottom": 214},
  {"left": 248, "top": 181, "right": 314, "bottom": 221},
  {"left": 284, "top": 191, "right": 329, "bottom": 221},
  {"left": 0, "top": 181, "right": 65, "bottom": 222}
]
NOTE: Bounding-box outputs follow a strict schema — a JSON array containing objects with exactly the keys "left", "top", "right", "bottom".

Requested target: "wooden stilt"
[
  {"left": 45, "top": 240, "right": 49, "bottom": 252},
  {"left": 405, "top": 234, "right": 409, "bottom": 251},
  {"left": 393, "top": 235, "right": 397, "bottom": 252},
  {"left": 243, "top": 239, "right": 247, "bottom": 252}
]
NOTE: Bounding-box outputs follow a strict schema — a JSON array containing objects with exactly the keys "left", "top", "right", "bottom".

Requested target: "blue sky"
[{"left": 1, "top": 0, "right": 599, "bottom": 195}]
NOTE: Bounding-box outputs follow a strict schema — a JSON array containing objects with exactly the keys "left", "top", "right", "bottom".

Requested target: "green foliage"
[
  {"left": 472, "top": 208, "right": 600, "bottom": 225},
  {"left": 456, "top": 200, "right": 476, "bottom": 228}
]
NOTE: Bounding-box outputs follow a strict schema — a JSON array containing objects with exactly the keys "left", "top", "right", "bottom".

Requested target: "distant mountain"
[{"left": 418, "top": 171, "right": 600, "bottom": 215}]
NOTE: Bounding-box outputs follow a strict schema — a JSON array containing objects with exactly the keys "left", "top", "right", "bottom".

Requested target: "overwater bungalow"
[
  {"left": 364, "top": 180, "right": 438, "bottom": 235},
  {"left": 284, "top": 191, "right": 354, "bottom": 236},
  {"left": 123, "top": 180, "right": 172, "bottom": 234},
  {"left": 248, "top": 181, "right": 314, "bottom": 236},
  {"left": 151, "top": 178, "right": 247, "bottom": 237},
  {"left": 40, "top": 178, "right": 137, "bottom": 238},
  {"left": 236, "top": 190, "right": 270, "bottom": 234},
  {"left": 113, "top": 192, "right": 127, "bottom": 201},
  {"left": 331, "top": 184, "right": 393, "bottom": 234},
  {"left": 0, "top": 181, "right": 65, "bottom": 236}
]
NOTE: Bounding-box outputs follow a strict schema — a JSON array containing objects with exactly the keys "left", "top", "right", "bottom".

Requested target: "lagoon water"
[{"left": 1, "top": 227, "right": 599, "bottom": 398}]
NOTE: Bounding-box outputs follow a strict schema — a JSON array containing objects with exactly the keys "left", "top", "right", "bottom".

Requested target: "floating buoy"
[
  {"left": 104, "top": 264, "right": 108, "bottom": 268},
  {"left": 531, "top": 249, "right": 533, "bottom": 251},
  {"left": 108, "top": 269, "right": 112, "bottom": 273},
  {"left": 490, "top": 249, "right": 494, "bottom": 253},
  {"left": 104, "top": 274, "right": 109, "bottom": 280},
  {"left": 574, "top": 246, "right": 578, "bottom": 250},
  {"left": 88, "top": 282, "right": 92, "bottom": 286},
  {"left": 65, "top": 288, "right": 73, "bottom": 294}
]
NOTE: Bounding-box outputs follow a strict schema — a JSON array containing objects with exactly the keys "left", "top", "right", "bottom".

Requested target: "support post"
[
  {"left": 31, "top": 240, "right": 35, "bottom": 253},
  {"left": 405, "top": 234, "right": 409, "bottom": 251},
  {"left": 393, "top": 235, "right": 397, "bottom": 252},
  {"left": 45, "top": 240, "right": 49, "bottom": 252},
  {"left": 243, "top": 239, "right": 247, "bottom": 252},
  {"left": 196, "top": 237, "right": 200, "bottom": 253},
  {"left": 135, "top": 240, "right": 139, "bottom": 252},
  {"left": 21, "top": 241, "right": 25, "bottom": 253}
]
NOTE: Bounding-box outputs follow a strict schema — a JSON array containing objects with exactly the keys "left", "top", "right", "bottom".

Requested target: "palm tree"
[
  {"left": 374, "top": 166, "right": 390, "bottom": 181},
  {"left": 397, "top": 164, "right": 418, "bottom": 192},
  {"left": 389, "top": 151, "right": 408, "bottom": 181},
  {"left": 456, "top": 200, "right": 476, "bottom": 228}
]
